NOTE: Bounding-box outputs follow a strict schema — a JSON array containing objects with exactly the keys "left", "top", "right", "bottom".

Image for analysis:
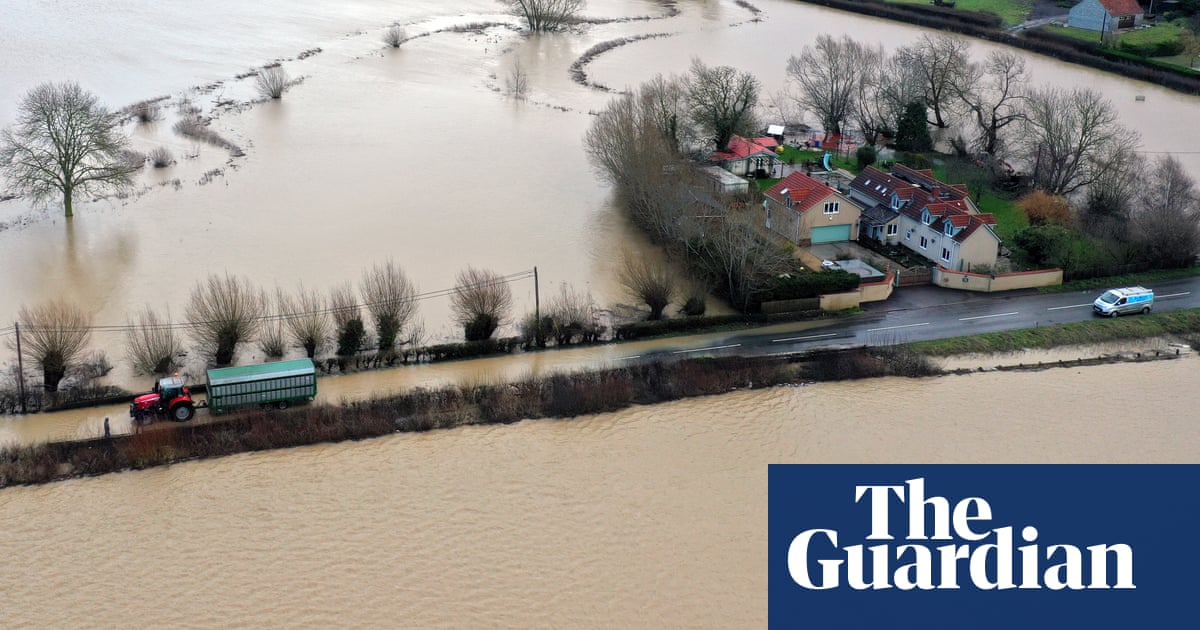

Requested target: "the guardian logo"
[{"left": 787, "top": 478, "right": 1135, "bottom": 591}]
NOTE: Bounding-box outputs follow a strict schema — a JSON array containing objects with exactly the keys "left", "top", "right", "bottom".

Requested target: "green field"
[
  {"left": 886, "top": 0, "right": 1033, "bottom": 27},
  {"left": 1042, "top": 24, "right": 1103, "bottom": 43}
]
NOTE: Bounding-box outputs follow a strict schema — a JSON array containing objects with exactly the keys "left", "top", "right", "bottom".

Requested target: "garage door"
[{"left": 811, "top": 224, "right": 851, "bottom": 244}]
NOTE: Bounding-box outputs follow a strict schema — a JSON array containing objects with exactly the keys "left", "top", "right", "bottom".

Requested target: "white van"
[{"left": 1093, "top": 286, "right": 1154, "bottom": 317}]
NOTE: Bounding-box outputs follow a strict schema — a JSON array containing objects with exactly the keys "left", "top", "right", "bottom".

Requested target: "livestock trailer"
[{"left": 205, "top": 358, "right": 317, "bottom": 414}]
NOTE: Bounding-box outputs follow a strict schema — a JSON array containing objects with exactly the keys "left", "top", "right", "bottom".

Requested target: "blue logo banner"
[{"left": 768, "top": 465, "right": 1200, "bottom": 628}]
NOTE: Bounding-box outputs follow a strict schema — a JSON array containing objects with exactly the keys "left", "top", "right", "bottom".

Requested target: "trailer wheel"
[
  {"left": 276, "top": 400, "right": 289, "bottom": 410},
  {"left": 172, "top": 404, "right": 195, "bottom": 422}
]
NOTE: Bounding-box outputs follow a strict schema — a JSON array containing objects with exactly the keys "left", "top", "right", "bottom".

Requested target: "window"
[
  {"left": 945, "top": 222, "right": 954, "bottom": 236},
  {"left": 823, "top": 202, "right": 839, "bottom": 215},
  {"left": 941, "top": 248, "right": 951, "bottom": 262},
  {"left": 919, "top": 236, "right": 928, "bottom": 249},
  {"left": 922, "top": 211, "right": 933, "bottom": 226},
  {"left": 886, "top": 224, "right": 898, "bottom": 236},
  {"left": 905, "top": 228, "right": 913, "bottom": 241}
]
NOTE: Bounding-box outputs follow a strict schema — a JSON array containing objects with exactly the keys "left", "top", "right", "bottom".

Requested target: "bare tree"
[
  {"left": 17, "top": 300, "right": 93, "bottom": 392},
  {"left": 686, "top": 58, "right": 760, "bottom": 151},
  {"left": 954, "top": 50, "right": 1029, "bottom": 157},
  {"left": 895, "top": 34, "right": 970, "bottom": 129},
  {"left": 124, "top": 306, "right": 182, "bottom": 375},
  {"left": 643, "top": 73, "right": 693, "bottom": 154},
  {"left": 849, "top": 43, "right": 888, "bottom": 146},
  {"left": 618, "top": 252, "right": 676, "bottom": 320},
  {"left": 680, "top": 211, "right": 792, "bottom": 312},
  {"left": 360, "top": 259, "right": 419, "bottom": 352},
  {"left": 503, "top": 0, "right": 586, "bottom": 32},
  {"left": 584, "top": 86, "right": 692, "bottom": 241},
  {"left": 450, "top": 267, "right": 514, "bottom": 341},
  {"left": 0, "top": 82, "right": 136, "bottom": 217},
  {"left": 258, "top": 288, "right": 288, "bottom": 358},
  {"left": 505, "top": 59, "right": 529, "bottom": 98},
  {"left": 1023, "top": 87, "right": 1138, "bottom": 196},
  {"left": 185, "top": 273, "right": 267, "bottom": 366},
  {"left": 281, "top": 283, "right": 330, "bottom": 358},
  {"left": 383, "top": 24, "right": 406, "bottom": 48},
  {"left": 330, "top": 282, "right": 365, "bottom": 361},
  {"left": 786, "top": 35, "right": 870, "bottom": 135},
  {"left": 547, "top": 284, "right": 600, "bottom": 345},
  {"left": 255, "top": 65, "right": 290, "bottom": 99},
  {"left": 1081, "top": 144, "right": 1141, "bottom": 241},
  {"left": 1132, "top": 156, "right": 1200, "bottom": 268},
  {"left": 877, "top": 55, "right": 926, "bottom": 135}
]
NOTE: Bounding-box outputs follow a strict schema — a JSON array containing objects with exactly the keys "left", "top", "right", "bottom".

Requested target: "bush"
[
  {"left": 383, "top": 24, "right": 406, "bottom": 48},
  {"left": 255, "top": 65, "right": 290, "bottom": 99},
  {"left": 757, "top": 270, "right": 861, "bottom": 303},
  {"left": 148, "top": 147, "right": 173, "bottom": 168},
  {"left": 856, "top": 145, "right": 877, "bottom": 170},
  {"left": 1119, "top": 38, "right": 1184, "bottom": 58}
]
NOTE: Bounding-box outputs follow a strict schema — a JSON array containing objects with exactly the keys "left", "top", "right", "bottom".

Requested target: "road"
[{"left": 621, "top": 277, "right": 1200, "bottom": 363}]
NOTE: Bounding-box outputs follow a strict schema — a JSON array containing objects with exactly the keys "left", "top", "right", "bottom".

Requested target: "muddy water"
[
  {"left": 1, "top": 359, "right": 1197, "bottom": 627},
  {"left": 3, "top": 0, "right": 1200, "bottom": 393}
]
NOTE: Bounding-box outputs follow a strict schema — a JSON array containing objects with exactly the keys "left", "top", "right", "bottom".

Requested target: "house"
[
  {"left": 762, "top": 171, "right": 861, "bottom": 245},
  {"left": 710, "top": 135, "right": 781, "bottom": 178},
  {"left": 699, "top": 165, "right": 750, "bottom": 195},
  {"left": 1067, "top": 0, "right": 1143, "bottom": 32},
  {"left": 850, "top": 164, "right": 1001, "bottom": 272}
]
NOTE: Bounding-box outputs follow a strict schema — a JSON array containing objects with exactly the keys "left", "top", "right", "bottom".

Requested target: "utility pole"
[
  {"left": 14, "top": 321, "right": 26, "bottom": 414},
  {"left": 533, "top": 266, "right": 543, "bottom": 348}
]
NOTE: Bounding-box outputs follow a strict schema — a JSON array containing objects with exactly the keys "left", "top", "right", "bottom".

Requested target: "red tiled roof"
[
  {"left": 849, "top": 162, "right": 998, "bottom": 244},
  {"left": 712, "top": 135, "right": 779, "bottom": 161},
  {"left": 952, "top": 214, "right": 998, "bottom": 243},
  {"left": 848, "top": 167, "right": 909, "bottom": 205},
  {"left": 764, "top": 171, "right": 838, "bottom": 211},
  {"left": 1099, "top": 0, "right": 1143, "bottom": 16},
  {"left": 945, "top": 214, "right": 971, "bottom": 228}
]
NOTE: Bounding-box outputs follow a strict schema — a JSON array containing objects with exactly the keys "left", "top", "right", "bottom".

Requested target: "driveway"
[{"left": 807, "top": 241, "right": 908, "bottom": 274}]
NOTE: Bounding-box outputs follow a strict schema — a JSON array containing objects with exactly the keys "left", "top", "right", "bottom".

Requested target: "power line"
[{"left": 4, "top": 269, "right": 535, "bottom": 335}]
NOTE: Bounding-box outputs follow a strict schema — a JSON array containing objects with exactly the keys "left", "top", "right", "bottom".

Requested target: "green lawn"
[
  {"left": 1042, "top": 24, "right": 1102, "bottom": 43},
  {"left": 886, "top": 0, "right": 1033, "bottom": 27},
  {"left": 1121, "top": 22, "right": 1184, "bottom": 48},
  {"left": 778, "top": 146, "right": 861, "bottom": 174},
  {"left": 975, "top": 193, "right": 1025, "bottom": 242},
  {"left": 1039, "top": 267, "right": 1200, "bottom": 293}
]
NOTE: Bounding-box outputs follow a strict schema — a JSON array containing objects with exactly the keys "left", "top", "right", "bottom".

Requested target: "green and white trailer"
[{"left": 205, "top": 358, "right": 317, "bottom": 414}]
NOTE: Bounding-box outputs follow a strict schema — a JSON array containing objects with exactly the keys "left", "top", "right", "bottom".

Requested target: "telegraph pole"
[
  {"left": 533, "top": 266, "right": 543, "bottom": 347},
  {"left": 14, "top": 321, "right": 26, "bottom": 414}
]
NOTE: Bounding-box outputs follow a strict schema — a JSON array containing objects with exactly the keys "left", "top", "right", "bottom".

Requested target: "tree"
[
  {"left": 258, "top": 289, "right": 288, "bottom": 358},
  {"left": 680, "top": 211, "right": 792, "bottom": 312},
  {"left": 185, "top": 273, "right": 267, "bottom": 366},
  {"left": 686, "top": 58, "right": 760, "bottom": 151},
  {"left": 894, "top": 34, "right": 970, "bottom": 129},
  {"left": 955, "top": 50, "right": 1029, "bottom": 157},
  {"left": 360, "top": 259, "right": 418, "bottom": 352},
  {"left": 1080, "top": 144, "right": 1141, "bottom": 241},
  {"left": 546, "top": 284, "right": 600, "bottom": 345},
  {"left": 618, "top": 252, "right": 676, "bottom": 320},
  {"left": 849, "top": 44, "right": 889, "bottom": 147},
  {"left": 124, "top": 306, "right": 182, "bottom": 375},
  {"left": 894, "top": 102, "right": 932, "bottom": 153},
  {"left": 450, "top": 267, "right": 514, "bottom": 341},
  {"left": 1023, "top": 87, "right": 1138, "bottom": 196},
  {"left": 1131, "top": 156, "right": 1200, "bottom": 268},
  {"left": 1011, "top": 224, "right": 1075, "bottom": 269},
  {"left": 787, "top": 35, "right": 870, "bottom": 135},
  {"left": 383, "top": 24, "right": 406, "bottom": 48},
  {"left": 503, "top": 0, "right": 586, "bottom": 31},
  {"left": 1018, "top": 191, "right": 1073, "bottom": 226},
  {"left": 281, "top": 283, "right": 330, "bottom": 359},
  {"left": 642, "top": 73, "right": 692, "bottom": 154},
  {"left": 0, "top": 82, "right": 135, "bottom": 218},
  {"left": 330, "top": 282, "right": 366, "bottom": 362},
  {"left": 17, "top": 300, "right": 93, "bottom": 392}
]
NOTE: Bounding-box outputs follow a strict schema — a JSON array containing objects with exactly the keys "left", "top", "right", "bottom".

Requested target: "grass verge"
[
  {"left": 886, "top": 0, "right": 1032, "bottom": 26},
  {"left": 906, "top": 308, "right": 1200, "bottom": 355},
  {"left": 1039, "top": 267, "right": 1200, "bottom": 294}
]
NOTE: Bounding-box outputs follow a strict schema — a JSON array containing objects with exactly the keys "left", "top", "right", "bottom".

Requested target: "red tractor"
[{"left": 130, "top": 375, "right": 196, "bottom": 424}]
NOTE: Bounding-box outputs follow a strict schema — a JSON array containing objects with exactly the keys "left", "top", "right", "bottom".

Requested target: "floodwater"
[
  {"left": 2, "top": 0, "right": 1199, "bottom": 392},
  {"left": 1, "top": 359, "right": 1197, "bottom": 627}
]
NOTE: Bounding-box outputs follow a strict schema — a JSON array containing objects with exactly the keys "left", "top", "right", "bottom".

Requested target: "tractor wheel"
[{"left": 172, "top": 404, "right": 195, "bottom": 422}]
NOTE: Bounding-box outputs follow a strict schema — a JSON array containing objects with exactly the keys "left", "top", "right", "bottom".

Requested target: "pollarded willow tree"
[
  {"left": 0, "top": 82, "right": 135, "bottom": 217},
  {"left": 17, "top": 299, "right": 93, "bottom": 392},
  {"left": 1023, "top": 87, "right": 1139, "bottom": 196},
  {"left": 281, "top": 283, "right": 330, "bottom": 359},
  {"left": 450, "top": 267, "right": 513, "bottom": 341},
  {"left": 502, "top": 0, "right": 586, "bottom": 31},
  {"left": 360, "top": 260, "right": 418, "bottom": 352},
  {"left": 185, "top": 273, "right": 267, "bottom": 366},
  {"left": 124, "top": 306, "right": 183, "bottom": 375}
]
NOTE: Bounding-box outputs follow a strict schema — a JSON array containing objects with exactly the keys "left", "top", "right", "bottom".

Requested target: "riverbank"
[{"left": 791, "top": 0, "right": 1200, "bottom": 94}]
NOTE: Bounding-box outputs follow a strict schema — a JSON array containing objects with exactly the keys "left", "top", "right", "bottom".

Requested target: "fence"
[{"left": 897, "top": 267, "right": 933, "bottom": 287}]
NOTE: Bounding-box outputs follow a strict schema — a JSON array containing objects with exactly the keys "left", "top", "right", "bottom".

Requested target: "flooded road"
[
  {"left": 1, "top": 358, "right": 1197, "bottom": 627},
  {"left": 3, "top": 0, "right": 1199, "bottom": 392}
]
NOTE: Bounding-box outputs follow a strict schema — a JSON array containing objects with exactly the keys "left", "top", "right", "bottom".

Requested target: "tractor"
[{"left": 130, "top": 375, "right": 196, "bottom": 424}]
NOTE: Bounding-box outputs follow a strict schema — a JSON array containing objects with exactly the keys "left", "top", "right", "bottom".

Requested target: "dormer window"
[
  {"left": 945, "top": 222, "right": 954, "bottom": 236},
  {"left": 922, "top": 210, "right": 933, "bottom": 226},
  {"left": 891, "top": 193, "right": 899, "bottom": 210}
]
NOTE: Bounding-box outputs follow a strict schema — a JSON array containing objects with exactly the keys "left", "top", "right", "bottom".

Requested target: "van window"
[{"left": 1117, "top": 298, "right": 1127, "bottom": 305}]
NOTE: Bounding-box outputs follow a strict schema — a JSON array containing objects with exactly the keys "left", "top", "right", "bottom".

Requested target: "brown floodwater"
[
  {"left": 1, "top": 358, "right": 1197, "bottom": 627},
  {"left": 3, "top": 0, "right": 1199, "bottom": 393}
]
